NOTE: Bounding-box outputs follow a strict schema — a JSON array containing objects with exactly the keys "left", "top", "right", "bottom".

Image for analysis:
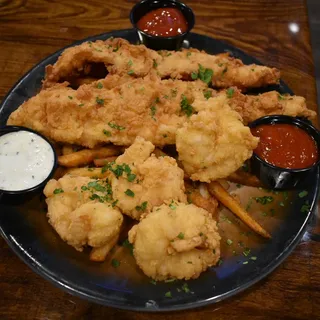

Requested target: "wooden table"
[{"left": 0, "top": 0, "right": 319, "bottom": 319}]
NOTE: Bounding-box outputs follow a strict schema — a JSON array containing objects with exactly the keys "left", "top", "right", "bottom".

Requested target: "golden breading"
[
  {"left": 43, "top": 38, "right": 158, "bottom": 88},
  {"left": 110, "top": 137, "right": 186, "bottom": 220},
  {"left": 156, "top": 49, "right": 280, "bottom": 89},
  {"left": 128, "top": 202, "right": 221, "bottom": 281},
  {"left": 176, "top": 102, "right": 259, "bottom": 182},
  {"left": 44, "top": 175, "right": 123, "bottom": 252}
]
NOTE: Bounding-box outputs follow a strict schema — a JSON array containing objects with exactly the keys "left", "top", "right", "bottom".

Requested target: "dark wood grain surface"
[{"left": 0, "top": 0, "right": 319, "bottom": 319}]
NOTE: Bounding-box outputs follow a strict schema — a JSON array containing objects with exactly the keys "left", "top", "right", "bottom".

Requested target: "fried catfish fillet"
[
  {"left": 43, "top": 38, "right": 280, "bottom": 89},
  {"left": 44, "top": 175, "right": 123, "bottom": 252},
  {"left": 110, "top": 137, "right": 186, "bottom": 220},
  {"left": 8, "top": 77, "right": 315, "bottom": 149},
  {"left": 128, "top": 202, "right": 221, "bottom": 281}
]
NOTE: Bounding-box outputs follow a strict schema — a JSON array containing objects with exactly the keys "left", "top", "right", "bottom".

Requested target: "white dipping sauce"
[{"left": 0, "top": 131, "right": 55, "bottom": 191}]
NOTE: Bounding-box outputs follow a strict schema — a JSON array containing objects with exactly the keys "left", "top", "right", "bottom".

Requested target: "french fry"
[
  {"left": 58, "top": 146, "right": 122, "bottom": 167},
  {"left": 227, "top": 170, "right": 262, "bottom": 187},
  {"left": 90, "top": 235, "right": 119, "bottom": 262},
  {"left": 185, "top": 181, "right": 218, "bottom": 215},
  {"left": 93, "top": 156, "right": 118, "bottom": 167},
  {"left": 62, "top": 145, "right": 75, "bottom": 155},
  {"left": 65, "top": 167, "right": 110, "bottom": 178},
  {"left": 208, "top": 181, "right": 271, "bottom": 239}
]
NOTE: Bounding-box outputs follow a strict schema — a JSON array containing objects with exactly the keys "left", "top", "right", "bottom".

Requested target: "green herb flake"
[
  {"left": 198, "top": 64, "right": 214, "bottom": 85},
  {"left": 246, "top": 198, "right": 253, "bottom": 211},
  {"left": 96, "top": 97, "right": 104, "bottom": 105},
  {"left": 127, "top": 173, "right": 136, "bottom": 182},
  {"left": 255, "top": 196, "right": 274, "bottom": 205},
  {"left": 97, "top": 82, "right": 103, "bottom": 89},
  {"left": 243, "top": 261, "right": 249, "bottom": 265},
  {"left": 136, "top": 201, "right": 148, "bottom": 212},
  {"left": 108, "top": 122, "right": 125, "bottom": 131},
  {"left": 68, "top": 96, "right": 73, "bottom": 100},
  {"left": 113, "top": 46, "right": 119, "bottom": 52},
  {"left": 128, "top": 59, "right": 133, "bottom": 67},
  {"left": 187, "top": 52, "right": 192, "bottom": 57},
  {"left": 124, "top": 189, "right": 135, "bottom": 197},
  {"left": 177, "top": 232, "right": 184, "bottom": 239},
  {"left": 226, "top": 88, "right": 235, "bottom": 98},
  {"left": 300, "top": 200, "right": 310, "bottom": 213},
  {"left": 112, "top": 199, "right": 118, "bottom": 207},
  {"left": 243, "top": 248, "right": 251, "bottom": 257},
  {"left": 169, "top": 201, "right": 177, "bottom": 210},
  {"left": 191, "top": 71, "right": 198, "bottom": 80},
  {"left": 180, "top": 95, "right": 195, "bottom": 117},
  {"left": 150, "top": 279, "right": 157, "bottom": 285},
  {"left": 203, "top": 90, "right": 212, "bottom": 100},
  {"left": 111, "top": 259, "right": 120, "bottom": 268},
  {"left": 283, "top": 191, "right": 289, "bottom": 200},
  {"left": 165, "top": 291, "right": 172, "bottom": 298},
  {"left": 222, "top": 67, "right": 228, "bottom": 75},
  {"left": 127, "top": 70, "right": 134, "bottom": 75},
  {"left": 53, "top": 188, "right": 64, "bottom": 194},
  {"left": 278, "top": 94, "right": 285, "bottom": 100},
  {"left": 262, "top": 212, "right": 268, "bottom": 217},
  {"left": 250, "top": 256, "right": 257, "bottom": 261},
  {"left": 122, "top": 239, "right": 134, "bottom": 256},
  {"left": 218, "top": 63, "right": 223, "bottom": 67},
  {"left": 279, "top": 201, "right": 285, "bottom": 207},
  {"left": 78, "top": 103, "right": 84, "bottom": 107},
  {"left": 226, "top": 239, "right": 233, "bottom": 246},
  {"left": 164, "top": 278, "right": 176, "bottom": 283},
  {"left": 103, "top": 129, "right": 111, "bottom": 137},
  {"left": 171, "top": 88, "right": 178, "bottom": 97},
  {"left": 153, "top": 59, "right": 158, "bottom": 68},
  {"left": 298, "top": 190, "right": 308, "bottom": 198},
  {"left": 182, "top": 283, "right": 190, "bottom": 293}
]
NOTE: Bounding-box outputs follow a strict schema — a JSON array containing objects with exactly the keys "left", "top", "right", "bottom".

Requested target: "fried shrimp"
[
  {"left": 128, "top": 202, "right": 221, "bottom": 281},
  {"left": 44, "top": 175, "right": 123, "bottom": 252},
  {"left": 110, "top": 137, "right": 186, "bottom": 220}
]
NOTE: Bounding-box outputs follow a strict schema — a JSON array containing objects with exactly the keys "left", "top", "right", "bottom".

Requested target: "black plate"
[{"left": 0, "top": 29, "right": 319, "bottom": 312}]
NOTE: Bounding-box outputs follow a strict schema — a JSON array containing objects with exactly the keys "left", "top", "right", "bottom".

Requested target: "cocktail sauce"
[
  {"left": 251, "top": 123, "right": 318, "bottom": 169},
  {"left": 137, "top": 7, "right": 188, "bottom": 37}
]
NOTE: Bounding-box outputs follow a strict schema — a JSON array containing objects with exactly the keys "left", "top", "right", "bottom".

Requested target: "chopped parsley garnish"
[
  {"left": 251, "top": 68, "right": 255, "bottom": 72},
  {"left": 164, "top": 278, "right": 176, "bottom": 283},
  {"left": 111, "top": 259, "right": 120, "bottom": 268},
  {"left": 194, "top": 64, "right": 214, "bottom": 85},
  {"left": 78, "top": 103, "right": 84, "bottom": 107},
  {"left": 246, "top": 198, "right": 253, "bottom": 211},
  {"left": 279, "top": 201, "right": 285, "bottom": 207},
  {"left": 218, "top": 63, "right": 223, "bottom": 67},
  {"left": 243, "top": 248, "right": 251, "bottom": 257},
  {"left": 128, "top": 59, "right": 133, "bottom": 67},
  {"left": 177, "top": 232, "right": 184, "bottom": 239},
  {"left": 88, "top": 181, "right": 106, "bottom": 192},
  {"left": 53, "top": 188, "right": 64, "bottom": 194},
  {"left": 169, "top": 200, "right": 177, "bottom": 210},
  {"left": 127, "top": 173, "right": 136, "bottom": 182},
  {"left": 203, "top": 90, "right": 212, "bottom": 100},
  {"left": 112, "top": 199, "right": 118, "bottom": 207},
  {"left": 113, "top": 46, "right": 119, "bottom": 52},
  {"left": 68, "top": 96, "right": 73, "bottom": 100},
  {"left": 153, "top": 59, "right": 158, "bottom": 68},
  {"left": 283, "top": 191, "right": 289, "bottom": 200},
  {"left": 298, "top": 190, "right": 308, "bottom": 198},
  {"left": 165, "top": 291, "right": 172, "bottom": 298},
  {"left": 255, "top": 196, "right": 274, "bottom": 205},
  {"left": 278, "top": 94, "right": 285, "bottom": 100},
  {"left": 180, "top": 95, "right": 195, "bottom": 117},
  {"left": 150, "top": 97, "right": 159, "bottom": 120},
  {"left": 191, "top": 71, "right": 198, "bottom": 80},
  {"left": 222, "top": 67, "right": 228, "bottom": 75},
  {"left": 300, "top": 200, "right": 310, "bottom": 213},
  {"left": 125, "top": 189, "right": 135, "bottom": 197},
  {"left": 226, "top": 239, "right": 233, "bottom": 246},
  {"left": 250, "top": 256, "right": 257, "bottom": 261},
  {"left": 103, "top": 129, "right": 111, "bottom": 136},
  {"left": 108, "top": 122, "right": 125, "bottom": 131},
  {"left": 122, "top": 239, "right": 134, "bottom": 256},
  {"left": 150, "top": 279, "right": 157, "bottom": 285},
  {"left": 187, "top": 52, "right": 192, "bottom": 57},
  {"left": 127, "top": 70, "right": 134, "bottom": 75},
  {"left": 226, "top": 88, "right": 235, "bottom": 98},
  {"left": 181, "top": 283, "right": 190, "bottom": 293},
  {"left": 96, "top": 97, "right": 104, "bottom": 105},
  {"left": 243, "top": 261, "right": 248, "bottom": 265},
  {"left": 136, "top": 201, "right": 148, "bottom": 211},
  {"left": 81, "top": 185, "right": 88, "bottom": 191},
  {"left": 97, "top": 82, "right": 103, "bottom": 89}
]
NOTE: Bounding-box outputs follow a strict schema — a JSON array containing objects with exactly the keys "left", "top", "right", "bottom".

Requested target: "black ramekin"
[
  {"left": 248, "top": 115, "right": 320, "bottom": 190},
  {"left": 0, "top": 126, "right": 58, "bottom": 199},
  {"left": 130, "top": 0, "right": 195, "bottom": 51}
]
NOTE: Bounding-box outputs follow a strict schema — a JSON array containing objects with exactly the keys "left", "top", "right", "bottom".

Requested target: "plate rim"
[{"left": 0, "top": 28, "right": 318, "bottom": 312}]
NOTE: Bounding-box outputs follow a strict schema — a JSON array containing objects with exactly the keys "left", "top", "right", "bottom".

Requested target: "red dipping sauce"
[
  {"left": 137, "top": 7, "right": 188, "bottom": 37},
  {"left": 251, "top": 123, "right": 318, "bottom": 169}
]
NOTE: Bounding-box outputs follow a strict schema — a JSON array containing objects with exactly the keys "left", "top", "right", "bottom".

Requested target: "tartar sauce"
[{"left": 0, "top": 131, "right": 55, "bottom": 191}]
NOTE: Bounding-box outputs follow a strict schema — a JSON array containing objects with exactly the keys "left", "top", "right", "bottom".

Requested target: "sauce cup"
[
  {"left": 0, "top": 126, "right": 58, "bottom": 201},
  {"left": 248, "top": 115, "right": 320, "bottom": 190},
  {"left": 130, "top": 0, "right": 195, "bottom": 50}
]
